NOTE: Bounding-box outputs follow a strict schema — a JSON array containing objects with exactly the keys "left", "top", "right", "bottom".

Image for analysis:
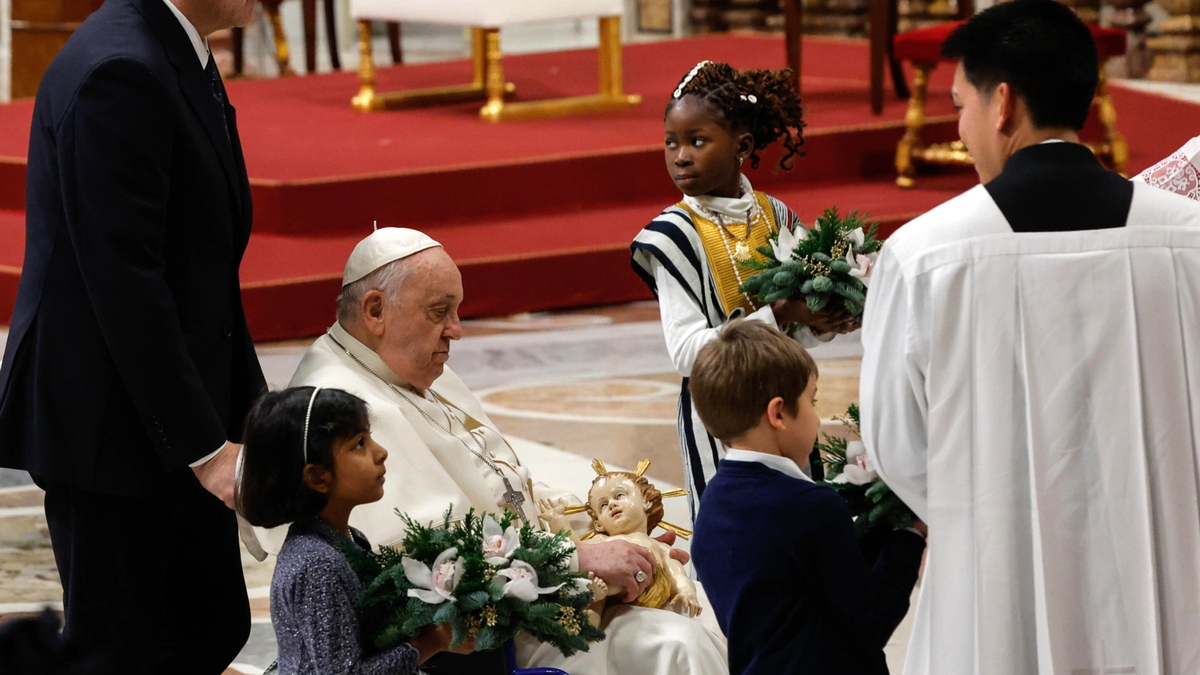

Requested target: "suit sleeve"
[
  {"left": 804, "top": 489, "right": 925, "bottom": 650},
  {"left": 860, "top": 243, "right": 931, "bottom": 520},
  {"left": 55, "top": 57, "right": 228, "bottom": 469}
]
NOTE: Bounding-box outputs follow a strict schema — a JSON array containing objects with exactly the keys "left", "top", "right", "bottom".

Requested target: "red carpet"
[{"left": 0, "top": 34, "right": 1195, "bottom": 339}]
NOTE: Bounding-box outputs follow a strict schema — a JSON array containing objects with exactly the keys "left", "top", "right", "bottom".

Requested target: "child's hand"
[
  {"left": 666, "top": 591, "right": 703, "bottom": 618},
  {"left": 410, "top": 623, "right": 473, "bottom": 664},
  {"left": 910, "top": 518, "right": 929, "bottom": 538},
  {"left": 771, "top": 299, "right": 857, "bottom": 335},
  {"left": 537, "top": 497, "right": 573, "bottom": 533}
]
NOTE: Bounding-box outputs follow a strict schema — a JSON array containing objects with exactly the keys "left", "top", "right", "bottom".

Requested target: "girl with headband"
[
  {"left": 631, "top": 61, "right": 855, "bottom": 518},
  {"left": 238, "top": 387, "right": 469, "bottom": 674}
]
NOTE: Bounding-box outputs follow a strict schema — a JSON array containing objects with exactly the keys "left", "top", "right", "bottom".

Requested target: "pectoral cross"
[
  {"left": 1071, "top": 641, "right": 1136, "bottom": 675},
  {"left": 501, "top": 477, "right": 528, "bottom": 524}
]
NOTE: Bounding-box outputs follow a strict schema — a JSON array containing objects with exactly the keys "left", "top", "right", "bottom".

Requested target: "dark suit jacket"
[
  {"left": 0, "top": 0, "right": 265, "bottom": 497},
  {"left": 693, "top": 460, "right": 926, "bottom": 675}
]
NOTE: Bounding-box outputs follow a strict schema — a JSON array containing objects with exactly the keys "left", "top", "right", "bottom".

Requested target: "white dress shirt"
[
  {"left": 161, "top": 0, "right": 210, "bottom": 67},
  {"left": 723, "top": 448, "right": 812, "bottom": 482}
]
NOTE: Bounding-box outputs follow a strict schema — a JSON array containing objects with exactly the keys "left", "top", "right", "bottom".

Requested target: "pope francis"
[{"left": 283, "top": 227, "right": 727, "bottom": 675}]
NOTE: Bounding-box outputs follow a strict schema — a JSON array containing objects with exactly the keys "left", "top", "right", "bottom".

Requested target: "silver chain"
[{"left": 327, "top": 334, "right": 529, "bottom": 522}]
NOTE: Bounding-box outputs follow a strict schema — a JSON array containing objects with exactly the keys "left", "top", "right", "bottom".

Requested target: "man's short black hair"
[{"left": 942, "top": 0, "right": 1098, "bottom": 130}]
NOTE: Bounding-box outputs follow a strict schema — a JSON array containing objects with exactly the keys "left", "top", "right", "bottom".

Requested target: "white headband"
[
  {"left": 673, "top": 60, "right": 712, "bottom": 99},
  {"left": 301, "top": 387, "right": 322, "bottom": 464}
]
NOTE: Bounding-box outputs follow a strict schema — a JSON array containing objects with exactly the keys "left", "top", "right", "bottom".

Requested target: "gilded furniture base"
[
  {"left": 895, "top": 62, "right": 1128, "bottom": 188},
  {"left": 351, "top": 18, "right": 640, "bottom": 121}
]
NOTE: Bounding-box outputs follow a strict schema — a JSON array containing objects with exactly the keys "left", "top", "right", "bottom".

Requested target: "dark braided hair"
[{"left": 666, "top": 61, "right": 806, "bottom": 170}]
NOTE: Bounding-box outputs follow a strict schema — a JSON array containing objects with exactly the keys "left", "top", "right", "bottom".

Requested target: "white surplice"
[
  {"left": 860, "top": 182, "right": 1200, "bottom": 675},
  {"left": 1135, "top": 135, "right": 1200, "bottom": 202},
  {"left": 282, "top": 322, "right": 728, "bottom": 675}
]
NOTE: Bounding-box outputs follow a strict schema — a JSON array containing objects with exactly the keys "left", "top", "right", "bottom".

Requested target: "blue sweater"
[{"left": 692, "top": 460, "right": 925, "bottom": 675}]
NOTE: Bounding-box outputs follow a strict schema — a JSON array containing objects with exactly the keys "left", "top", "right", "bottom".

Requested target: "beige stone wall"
[{"left": 1149, "top": 0, "right": 1200, "bottom": 82}]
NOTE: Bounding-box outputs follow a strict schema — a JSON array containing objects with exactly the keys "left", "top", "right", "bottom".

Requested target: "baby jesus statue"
[{"left": 539, "top": 459, "right": 702, "bottom": 627}]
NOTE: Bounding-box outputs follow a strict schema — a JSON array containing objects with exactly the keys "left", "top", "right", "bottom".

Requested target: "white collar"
[
  {"left": 724, "top": 448, "right": 813, "bottom": 483},
  {"left": 327, "top": 322, "right": 413, "bottom": 390},
  {"left": 683, "top": 174, "right": 756, "bottom": 219},
  {"left": 161, "top": 0, "right": 210, "bottom": 68}
]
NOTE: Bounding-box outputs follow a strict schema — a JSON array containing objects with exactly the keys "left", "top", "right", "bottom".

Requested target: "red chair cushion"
[{"left": 893, "top": 20, "right": 1126, "bottom": 64}]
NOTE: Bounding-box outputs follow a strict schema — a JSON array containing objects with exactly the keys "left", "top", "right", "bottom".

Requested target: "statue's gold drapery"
[{"left": 351, "top": 18, "right": 641, "bottom": 122}]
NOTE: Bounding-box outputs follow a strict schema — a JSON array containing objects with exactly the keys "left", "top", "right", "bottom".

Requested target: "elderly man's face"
[{"left": 377, "top": 248, "right": 464, "bottom": 391}]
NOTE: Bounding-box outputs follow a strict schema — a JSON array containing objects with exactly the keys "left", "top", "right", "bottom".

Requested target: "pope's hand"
[
  {"left": 191, "top": 441, "right": 241, "bottom": 509},
  {"left": 577, "top": 539, "right": 655, "bottom": 603},
  {"left": 655, "top": 530, "right": 690, "bottom": 565}
]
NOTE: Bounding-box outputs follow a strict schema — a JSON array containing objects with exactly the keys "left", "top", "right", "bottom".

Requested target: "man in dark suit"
[{"left": 0, "top": 0, "right": 265, "bottom": 672}]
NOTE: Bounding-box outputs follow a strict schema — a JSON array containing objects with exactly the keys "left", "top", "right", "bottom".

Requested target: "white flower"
[
  {"left": 847, "top": 250, "right": 874, "bottom": 287},
  {"left": 771, "top": 224, "right": 808, "bottom": 262},
  {"left": 403, "top": 547, "right": 463, "bottom": 605},
  {"left": 844, "top": 227, "right": 866, "bottom": 249},
  {"left": 493, "top": 560, "right": 565, "bottom": 603},
  {"left": 833, "top": 441, "right": 879, "bottom": 486},
  {"left": 481, "top": 514, "right": 521, "bottom": 566}
]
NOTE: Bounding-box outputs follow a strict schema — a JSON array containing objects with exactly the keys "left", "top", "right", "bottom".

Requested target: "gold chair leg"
[
  {"left": 265, "top": 4, "right": 295, "bottom": 77},
  {"left": 479, "top": 16, "right": 641, "bottom": 122},
  {"left": 351, "top": 20, "right": 378, "bottom": 111},
  {"left": 355, "top": 25, "right": 511, "bottom": 112},
  {"left": 471, "top": 27, "right": 487, "bottom": 88},
  {"left": 1094, "top": 64, "right": 1128, "bottom": 176},
  {"left": 598, "top": 16, "right": 624, "bottom": 97},
  {"left": 895, "top": 63, "right": 931, "bottom": 189},
  {"left": 479, "top": 29, "right": 507, "bottom": 121}
]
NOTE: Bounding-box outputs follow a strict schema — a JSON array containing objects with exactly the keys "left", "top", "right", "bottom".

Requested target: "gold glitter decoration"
[
  {"left": 557, "top": 606, "right": 582, "bottom": 636},
  {"left": 481, "top": 605, "right": 498, "bottom": 627},
  {"left": 800, "top": 256, "right": 832, "bottom": 277}
]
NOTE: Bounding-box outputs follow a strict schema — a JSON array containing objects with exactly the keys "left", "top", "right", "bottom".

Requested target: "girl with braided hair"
[{"left": 631, "top": 61, "right": 853, "bottom": 520}]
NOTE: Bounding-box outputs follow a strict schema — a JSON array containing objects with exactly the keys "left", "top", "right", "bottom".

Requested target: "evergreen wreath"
[
  {"left": 341, "top": 508, "right": 605, "bottom": 657},
  {"left": 816, "top": 404, "right": 917, "bottom": 534},
  {"left": 739, "top": 207, "right": 882, "bottom": 318}
]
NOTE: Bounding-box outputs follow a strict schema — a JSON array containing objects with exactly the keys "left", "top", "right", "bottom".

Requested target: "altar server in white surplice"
[
  {"left": 279, "top": 228, "right": 727, "bottom": 675},
  {"left": 859, "top": 2, "right": 1200, "bottom": 675}
]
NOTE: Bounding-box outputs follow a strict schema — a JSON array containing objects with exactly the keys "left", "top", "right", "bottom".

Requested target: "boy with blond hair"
[{"left": 690, "top": 320, "right": 925, "bottom": 675}]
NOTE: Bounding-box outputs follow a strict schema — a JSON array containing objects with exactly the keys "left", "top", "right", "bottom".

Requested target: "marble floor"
[{"left": 0, "top": 301, "right": 918, "bottom": 674}]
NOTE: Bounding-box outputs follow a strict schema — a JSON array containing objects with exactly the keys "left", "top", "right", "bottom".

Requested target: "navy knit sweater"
[{"left": 692, "top": 459, "right": 925, "bottom": 675}]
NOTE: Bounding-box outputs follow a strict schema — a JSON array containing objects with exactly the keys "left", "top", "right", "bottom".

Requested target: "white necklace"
[
  {"left": 327, "top": 334, "right": 529, "bottom": 523},
  {"left": 694, "top": 195, "right": 767, "bottom": 264}
]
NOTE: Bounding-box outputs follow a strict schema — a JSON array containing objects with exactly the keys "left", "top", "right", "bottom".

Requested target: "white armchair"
[{"left": 348, "top": 0, "right": 641, "bottom": 121}]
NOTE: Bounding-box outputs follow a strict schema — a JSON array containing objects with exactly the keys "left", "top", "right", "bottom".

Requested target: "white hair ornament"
[
  {"left": 301, "top": 387, "right": 322, "bottom": 464},
  {"left": 673, "top": 60, "right": 712, "bottom": 99}
]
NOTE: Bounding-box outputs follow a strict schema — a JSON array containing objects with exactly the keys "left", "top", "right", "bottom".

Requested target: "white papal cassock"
[
  {"left": 860, "top": 179, "right": 1200, "bottom": 675},
  {"left": 286, "top": 321, "right": 728, "bottom": 675}
]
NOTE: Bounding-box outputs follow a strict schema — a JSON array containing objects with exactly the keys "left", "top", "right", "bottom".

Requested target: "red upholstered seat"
[{"left": 893, "top": 20, "right": 1126, "bottom": 63}]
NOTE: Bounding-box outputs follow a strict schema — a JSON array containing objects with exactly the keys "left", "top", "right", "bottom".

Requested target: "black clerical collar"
[{"left": 985, "top": 141, "right": 1132, "bottom": 233}]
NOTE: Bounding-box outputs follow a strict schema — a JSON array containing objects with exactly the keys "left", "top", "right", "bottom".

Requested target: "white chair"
[{"left": 348, "top": 0, "right": 642, "bottom": 121}]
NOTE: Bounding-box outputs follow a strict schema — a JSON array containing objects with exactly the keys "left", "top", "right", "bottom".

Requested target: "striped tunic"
[{"left": 631, "top": 192, "right": 815, "bottom": 520}]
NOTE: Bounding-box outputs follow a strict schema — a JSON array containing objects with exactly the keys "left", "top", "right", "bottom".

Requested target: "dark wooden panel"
[{"left": 11, "top": 0, "right": 105, "bottom": 99}]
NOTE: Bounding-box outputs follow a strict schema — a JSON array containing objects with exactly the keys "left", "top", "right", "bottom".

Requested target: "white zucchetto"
[{"left": 342, "top": 227, "right": 442, "bottom": 286}]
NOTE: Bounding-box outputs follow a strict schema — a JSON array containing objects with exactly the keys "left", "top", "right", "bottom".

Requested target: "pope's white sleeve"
[
  {"left": 654, "top": 259, "right": 778, "bottom": 377},
  {"left": 859, "top": 245, "right": 930, "bottom": 520}
]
